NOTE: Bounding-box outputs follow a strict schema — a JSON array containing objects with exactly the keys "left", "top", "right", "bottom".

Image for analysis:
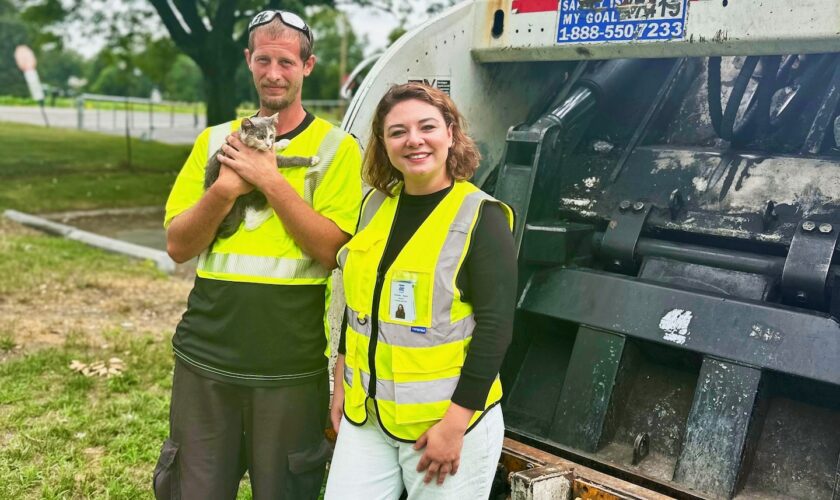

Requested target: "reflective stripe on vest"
[
  {"left": 337, "top": 188, "right": 385, "bottom": 270},
  {"left": 207, "top": 122, "right": 230, "bottom": 162},
  {"left": 198, "top": 252, "right": 328, "bottom": 280},
  {"left": 198, "top": 121, "right": 346, "bottom": 281},
  {"left": 344, "top": 364, "right": 462, "bottom": 404},
  {"left": 339, "top": 181, "right": 513, "bottom": 440},
  {"left": 345, "top": 304, "right": 474, "bottom": 348}
]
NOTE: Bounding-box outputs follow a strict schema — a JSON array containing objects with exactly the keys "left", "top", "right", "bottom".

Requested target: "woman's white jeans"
[{"left": 325, "top": 405, "right": 504, "bottom": 500}]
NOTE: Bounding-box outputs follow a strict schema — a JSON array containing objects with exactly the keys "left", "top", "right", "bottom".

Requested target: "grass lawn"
[
  {"left": 0, "top": 216, "right": 190, "bottom": 497},
  {"left": 0, "top": 122, "right": 217, "bottom": 496},
  {"left": 0, "top": 121, "right": 191, "bottom": 213},
  {"left": 0, "top": 220, "right": 262, "bottom": 498},
  {"left": 0, "top": 329, "right": 173, "bottom": 498}
]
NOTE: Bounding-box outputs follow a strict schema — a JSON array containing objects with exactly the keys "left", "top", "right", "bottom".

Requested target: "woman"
[{"left": 325, "top": 83, "right": 517, "bottom": 499}]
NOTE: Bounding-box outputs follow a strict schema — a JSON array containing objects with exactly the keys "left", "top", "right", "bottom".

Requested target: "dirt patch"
[
  {"left": 0, "top": 276, "right": 190, "bottom": 351},
  {"left": 0, "top": 218, "right": 191, "bottom": 356}
]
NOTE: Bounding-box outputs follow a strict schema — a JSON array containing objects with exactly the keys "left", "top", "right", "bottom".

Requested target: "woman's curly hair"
[{"left": 363, "top": 83, "right": 481, "bottom": 196}]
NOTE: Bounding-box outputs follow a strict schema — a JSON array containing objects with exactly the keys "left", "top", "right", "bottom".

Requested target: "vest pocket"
[
  {"left": 390, "top": 344, "right": 464, "bottom": 425},
  {"left": 393, "top": 379, "right": 460, "bottom": 425},
  {"left": 342, "top": 232, "right": 383, "bottom": 313},
  {"left": 343, "top": 329, "right": 372, "bottom": 416},
  {"left": 391, "top": 342, "right": 464, "bottom": 374}
]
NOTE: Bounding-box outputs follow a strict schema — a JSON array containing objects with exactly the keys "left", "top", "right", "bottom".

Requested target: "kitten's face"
[{"left": 239, "top": 114, "right": 277, "bottom": 151}]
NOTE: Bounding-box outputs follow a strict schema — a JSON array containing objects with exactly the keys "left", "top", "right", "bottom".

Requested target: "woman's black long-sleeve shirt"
[{"left": 338, "top": 185, "right": 517, "bottom": 410}]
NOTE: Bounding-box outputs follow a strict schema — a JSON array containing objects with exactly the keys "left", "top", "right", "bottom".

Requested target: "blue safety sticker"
[
  {"left": 557, "top": 0, "right": 688, "bottom": 44},
  {"left": 410, "top": 326, "right": 427, "bottom": 334}
]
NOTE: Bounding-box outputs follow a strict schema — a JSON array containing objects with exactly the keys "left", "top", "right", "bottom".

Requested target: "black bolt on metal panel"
[
  {"left": 673, "top": 358, "right": 763, "bottom": 498},
  {"left": 601, "top": 201, "right": 652, "bottom": 274}
]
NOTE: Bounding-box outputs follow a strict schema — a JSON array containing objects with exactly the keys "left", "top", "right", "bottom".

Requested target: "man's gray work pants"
[{"left": 153, "top": 359, "right": 331, "bottom": 500}]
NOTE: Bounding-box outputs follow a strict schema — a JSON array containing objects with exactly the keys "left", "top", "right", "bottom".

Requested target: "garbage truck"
[{"left": 340, "top": 0, "right": 840, "bottom": 497}]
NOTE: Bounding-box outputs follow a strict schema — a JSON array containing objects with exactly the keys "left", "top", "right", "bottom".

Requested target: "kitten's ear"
[
  {"left": 270, "top": 113, "right": 279, "bottom": 125},
  {"left": 241, "top": 118, "right": 254, "bottom": 130}
]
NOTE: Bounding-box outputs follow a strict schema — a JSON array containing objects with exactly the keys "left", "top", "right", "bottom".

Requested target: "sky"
[
  {"left": 66, "top": 3, "right": 419, "bottom": 59},
  {"left": 340, "top": 4, "right": 404, "bottom": 53}
]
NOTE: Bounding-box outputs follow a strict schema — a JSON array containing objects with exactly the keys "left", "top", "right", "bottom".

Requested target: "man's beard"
[
  {"left": 260, "top": 96, "right": 290, "bottom": 112},
  {"left": 258, "top": 81, "right": 299, "bottom": 113}
]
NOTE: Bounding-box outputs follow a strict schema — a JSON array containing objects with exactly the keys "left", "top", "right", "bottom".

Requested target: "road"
[{"left": 0, "top": 104, "right": 206, "bottom": 145}]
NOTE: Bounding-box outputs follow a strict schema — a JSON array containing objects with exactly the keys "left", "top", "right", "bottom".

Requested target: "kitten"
[{"left": 204, "top": 114, "right": 319, "bottom": 238}]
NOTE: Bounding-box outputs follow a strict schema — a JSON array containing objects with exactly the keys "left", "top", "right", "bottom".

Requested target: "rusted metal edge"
[{"left": 502, "top": 438, "right": 677, "bottom": 500}]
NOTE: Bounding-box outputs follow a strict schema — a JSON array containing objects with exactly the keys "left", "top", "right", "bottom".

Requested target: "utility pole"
[{"left": 338, "top": 10, "right": 348, "bottom": 116}]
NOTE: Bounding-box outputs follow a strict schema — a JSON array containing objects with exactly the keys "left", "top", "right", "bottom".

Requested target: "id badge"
[{"left": 390, "top": 280, "right": 416, "bottom": 322}]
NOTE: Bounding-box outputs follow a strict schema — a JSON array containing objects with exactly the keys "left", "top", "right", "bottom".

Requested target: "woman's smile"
[{"left": 383, "top": 99, "right": 453, "bottom": 194}]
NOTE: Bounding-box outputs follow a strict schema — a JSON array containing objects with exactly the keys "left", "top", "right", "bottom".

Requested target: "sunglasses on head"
[{"left": 248, "top": 10, "right": 313, "bottom": 44}]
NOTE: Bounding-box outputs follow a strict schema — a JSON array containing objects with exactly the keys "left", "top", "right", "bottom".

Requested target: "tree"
[
  {"left": 89, "top": 63, "right": 155, "bottom": 97},
  {"left": 37, "top": 48, "right": 87, "bottom": 92},
  {"left": 0, "top": 0, "right": 14, "bottom": 16},
  {"left": 303, "top": 7, "right": 365, "bottom": 100},
  {"left": 134, "top": 37, "right": 181, "bottom": 92},
  {"left": 3, "top": 0, "right": 91, "bottom": 98},
  {"left": 164, "top": 55, "right": 204, "bottom": 102},
  {"left": 146, "top": 0, "right": 332, "bottom": 125},
  {"left": 0, "top": 18, "right": 30, "bottom": 97},
  {"left": 16, "top": 0, "right": 65, "bottom": 50}
]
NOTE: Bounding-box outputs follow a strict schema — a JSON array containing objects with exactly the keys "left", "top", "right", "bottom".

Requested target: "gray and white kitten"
[{"left": 204, "top": 114, "right": 319, "bottom": 238}]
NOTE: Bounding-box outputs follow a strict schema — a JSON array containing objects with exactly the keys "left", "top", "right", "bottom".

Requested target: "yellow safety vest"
[
  {"left": 337, "top": 181, "right": 514, "bottom": 441},
  {"left": 194, "top": 119, "right": 348, "bottom": 285}
]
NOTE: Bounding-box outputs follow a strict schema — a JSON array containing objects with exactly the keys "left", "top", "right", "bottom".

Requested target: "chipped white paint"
[
  {"left": 583, "top": 176, "right": 600, "bottom": 189},
  {"left": 660, "top": 220, "right": 784, "bottom": 243},
  {"left": 650, "top": 150, "right": 705, "bottom": 174},
  {"left": 692, "top": 176, "right": 709, "bottom": 192},
  {"left": 525, "top": 224, "right": 568, "bottom": 233},
  {"left": 560, "top": 198, "right": 594, "bottom": 209},
  {"left": 659, "top": 309, "right": 693, "bottom": 345},
  {"left": 749, "top": 324, "right": 783, "bottom": 343},
  {"left": 716, "top": 157, "right": 840, "bottom": 215},
  {"left": 592, "top": 141, "right": 614, "bottom": 153}
]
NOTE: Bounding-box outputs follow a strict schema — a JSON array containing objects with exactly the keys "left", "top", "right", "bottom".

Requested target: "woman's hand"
[
  {"left": 414, "top": 403, "right": 475, "bottom": 485},
  {"left": 330, "top": 355, "right": 346, "bottom": 433}
]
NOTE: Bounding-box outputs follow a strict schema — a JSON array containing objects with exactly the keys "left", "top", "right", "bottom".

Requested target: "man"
[{"left": 153, "top": 10, "right": 362, "bottom": 499}]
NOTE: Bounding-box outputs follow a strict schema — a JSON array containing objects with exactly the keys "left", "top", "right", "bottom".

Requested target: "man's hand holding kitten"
[{"left": 218, "top": 132, "right": 284, "bottom": 195}]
